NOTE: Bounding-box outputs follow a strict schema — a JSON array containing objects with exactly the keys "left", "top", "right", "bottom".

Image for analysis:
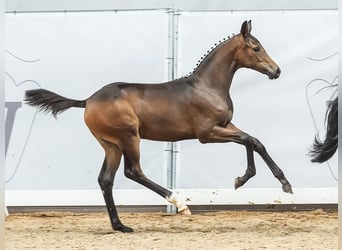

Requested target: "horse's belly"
[{"left": 138, "top": 118, "right": 196, "bottom": 141}]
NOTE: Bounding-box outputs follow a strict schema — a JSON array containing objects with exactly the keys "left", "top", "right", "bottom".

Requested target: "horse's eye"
[{"left": 253, "top": 47, "right": 260, "bottom": 52}]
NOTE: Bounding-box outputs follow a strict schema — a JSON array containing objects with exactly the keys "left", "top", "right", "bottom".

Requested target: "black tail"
[
  {"left": 309, "top": 96, "right": 338, "bottom": 163},
  {"left": 24, "top": 89, "right": 86, "bottom": 117}
]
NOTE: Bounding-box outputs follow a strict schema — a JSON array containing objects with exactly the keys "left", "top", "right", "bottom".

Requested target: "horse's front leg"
[
  {"left": 198, "top": 123, "right": 293, "bottom": 194},
  {"left": 234, "top": 134, "right": 256, "bottom": 190},
  {"left": 249, "top": 136, "right": 293, "bottom": 193},
  {"left": 200, "top": 123, "right": 258, "bottom": 190}
]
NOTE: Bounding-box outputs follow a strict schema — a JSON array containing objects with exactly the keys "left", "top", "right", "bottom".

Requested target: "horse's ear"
[{"left": 240, "top": 20, "right": 252, "bottom": 38}]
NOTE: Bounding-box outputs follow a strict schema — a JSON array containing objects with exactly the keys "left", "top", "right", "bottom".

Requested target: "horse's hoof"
[
  {"left": 234, "top": 177, "right": 242, "bottom": 190},
  {"left": 282, "top": 184, "right": 293, "bottom": 194},
  {"left": 113, "top": 224, "right": 134, "bottom": 233},
  {"left": 178, "top": 207, "right": 192, "bottom": 215}
]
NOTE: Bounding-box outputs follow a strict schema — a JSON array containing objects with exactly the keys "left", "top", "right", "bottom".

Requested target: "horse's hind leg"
[
  {"left": 97, "top": 139, "right": 133, "bottom": 232},
  {"left": 122, "top": 138, "right": 191, "bottom": 214}
]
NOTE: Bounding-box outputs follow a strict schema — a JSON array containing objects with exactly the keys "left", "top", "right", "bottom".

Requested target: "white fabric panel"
[
  {"left": 5, "top": 10, "right": 338, "bottom": 205},
  {"left": 5, "top": 11, "right": 169, "bottom": 190},
  {"left": 176, "top": 10, "right": 338, "bottom": 189}
]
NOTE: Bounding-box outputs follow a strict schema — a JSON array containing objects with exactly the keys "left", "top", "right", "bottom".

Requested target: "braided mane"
[{"left": 183, "top": 33, "right": 237, "bottom": 78}]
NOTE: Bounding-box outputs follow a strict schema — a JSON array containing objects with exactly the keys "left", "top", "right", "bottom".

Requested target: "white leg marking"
[{"left": 166, "top": 193, "right": 192, "bottom": 215}]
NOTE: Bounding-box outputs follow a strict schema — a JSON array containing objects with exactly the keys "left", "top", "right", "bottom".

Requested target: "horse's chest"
[
  {"left": 207, "top": 96, "right": 233, "bottom": 125},
  {"left": 194, "top": 96, "right": 233, "bottom": 127}
]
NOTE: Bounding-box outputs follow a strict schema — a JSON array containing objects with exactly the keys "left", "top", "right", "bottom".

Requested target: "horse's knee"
[
  {"left": 255, "top": 143, "right": 265, "bottom": 153},
  {"left": 251, "top": 138, "right": 266, "bottom": 153},
  {"left": 240, "top": 133, "right": 255, "bottom": 148}
]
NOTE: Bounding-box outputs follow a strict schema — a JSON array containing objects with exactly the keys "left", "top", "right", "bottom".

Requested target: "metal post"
[{"left": 166, "top": 7, "right": 180, "bottom": 214}]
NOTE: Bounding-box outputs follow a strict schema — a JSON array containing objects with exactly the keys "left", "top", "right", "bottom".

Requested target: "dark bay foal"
[{"left": 25, "top": 20, "right": 292, "bottom": 233}]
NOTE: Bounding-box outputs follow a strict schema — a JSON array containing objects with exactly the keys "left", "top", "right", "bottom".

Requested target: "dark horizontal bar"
[{"left": 7, "top": 203, "right": 337, "bottom": 214}]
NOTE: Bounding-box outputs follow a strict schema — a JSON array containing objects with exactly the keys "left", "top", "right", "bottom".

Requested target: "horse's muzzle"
[{"left": 269, "top": 67, "right": 281, "bottom": 79}]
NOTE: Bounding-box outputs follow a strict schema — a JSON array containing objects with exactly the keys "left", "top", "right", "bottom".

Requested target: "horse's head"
[{"left": 234, "top": 20, "right": 281, "bottom": 79}]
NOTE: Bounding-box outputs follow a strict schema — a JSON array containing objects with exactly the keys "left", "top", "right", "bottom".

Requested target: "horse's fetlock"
[
  {"left": 274, "top": 170, "right": 285, "bottom": 179},
  {"left": 247, "top": 168, "right": 256, "bottom": 177}
]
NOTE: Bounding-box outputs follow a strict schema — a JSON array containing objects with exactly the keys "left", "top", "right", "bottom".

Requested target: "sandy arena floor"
[{"left": 5, "top": 209, "right": 338, "bottom": 250}]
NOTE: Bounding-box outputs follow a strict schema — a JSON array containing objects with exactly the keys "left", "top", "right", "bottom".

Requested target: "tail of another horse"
[
  {"left": 24, "top": 89, "right": 86, "bottom": 117},
  {"left": 309, "top": 96, "right": 338, "bottom": 163}
]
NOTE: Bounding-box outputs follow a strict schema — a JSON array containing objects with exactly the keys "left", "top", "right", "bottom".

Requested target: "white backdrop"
[
  {"left": 5, "top": 10, "right": 338, "bottom": 206},
  {"left": 5, "top": 11, "right": 169, "bottom": 190}
]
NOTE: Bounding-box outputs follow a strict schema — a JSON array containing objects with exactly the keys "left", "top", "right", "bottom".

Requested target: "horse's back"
[{"left": 84, "top": 81, "right": 197, "bottom": 143}]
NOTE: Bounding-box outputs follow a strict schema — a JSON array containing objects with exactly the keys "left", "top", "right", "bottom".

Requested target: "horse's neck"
[{"left": 193, "top": 40, "right": 239, "bottom": 96}]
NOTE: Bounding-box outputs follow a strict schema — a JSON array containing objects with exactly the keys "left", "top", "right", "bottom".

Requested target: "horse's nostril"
[{"left": 270, "top": 67, "right": 281, "bottom": 79}]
